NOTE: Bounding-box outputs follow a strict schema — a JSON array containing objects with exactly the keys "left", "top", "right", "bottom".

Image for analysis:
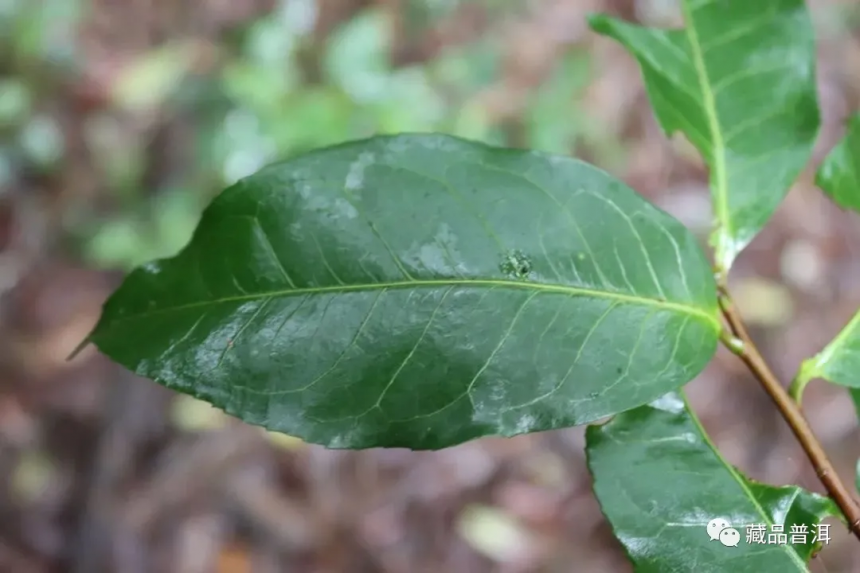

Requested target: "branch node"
[{"left": 719, "top": 290, "right": 860, "bottom": 543}]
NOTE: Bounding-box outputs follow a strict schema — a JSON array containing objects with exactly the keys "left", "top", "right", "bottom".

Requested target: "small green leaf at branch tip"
[
  {"left": 589, "top": 1, "right": 820, "bottom": 272},
  {"left": 86, "top": 133, "right": 720, "bottom": 450},
  {"left": 796, "top": 310, "right": 860, "bottom": 390},
  {"left": 586, "top": 391, "right": 841, "bottom": 571},
  {"left": 816, "top": 112, "right": 860, "bottom": 214}
]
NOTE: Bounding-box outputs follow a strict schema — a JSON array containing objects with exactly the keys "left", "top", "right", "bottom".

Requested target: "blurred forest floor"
[{"left": 1, "top": 0, "right": 860, "bottom": 572}]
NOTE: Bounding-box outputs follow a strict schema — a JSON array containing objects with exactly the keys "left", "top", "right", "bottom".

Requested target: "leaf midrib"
[
  {"left": 102, "top": 278, "right": 720, "bottom": 328},
  {"left": 684, "top": 392, "right": 809, "bottom": 570},
  {"left": 681, "top": 1, "right": 730, "bottom": 266}
]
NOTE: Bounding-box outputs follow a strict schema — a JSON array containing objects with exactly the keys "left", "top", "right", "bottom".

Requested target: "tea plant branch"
[{"left": 717, "top": 285, "right": 860, "bottom": 541}]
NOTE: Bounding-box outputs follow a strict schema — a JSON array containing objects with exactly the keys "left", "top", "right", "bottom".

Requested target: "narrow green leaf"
[
  {"left": 586, "top": 392, "right": 840, "bottom": 572},
  {"left": 795, "top": 311, "right": 860, "bottom": 394},
  {"left": 816, "top": 112, "right": 860, "bottom": 213},
  {"left": 87, "top": 134, "right": 720, "bottom": 450},
  {"left": 589, "top": 0, "right": 820, "bottom": 273}
]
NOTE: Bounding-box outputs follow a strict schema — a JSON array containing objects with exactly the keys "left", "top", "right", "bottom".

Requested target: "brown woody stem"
[{"left": 717, "top": 285, "right": 860, "bottom": 541}]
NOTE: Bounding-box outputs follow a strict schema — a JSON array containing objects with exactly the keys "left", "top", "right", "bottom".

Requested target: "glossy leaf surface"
[
  {"left": 88, "top": 134, "right": 720, "bottom": 450},
  {"left": 816, "top": 112, "right": 860, "bottom": 213},
  {"left": 586, "top": 392, "right": 840, "bottom": 572},
  {"left": 589, "top": 0, "right": 820, "bottom": 272}
]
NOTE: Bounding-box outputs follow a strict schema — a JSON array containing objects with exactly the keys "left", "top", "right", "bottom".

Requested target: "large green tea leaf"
[
  {"left": 590, "top": 0, "right": 820, "bottom": 273},
  {"left": 816, "top": 112, "right": 860, "bottom": 213},
  {"left": 794, "top": 311, "right": 860, "bottom": 393},
  {"left": 87, "top": 134, "right": 720, "bottom": 449},
  {"left": 587, "top": 392, "right": 840, "bottom": 572}
]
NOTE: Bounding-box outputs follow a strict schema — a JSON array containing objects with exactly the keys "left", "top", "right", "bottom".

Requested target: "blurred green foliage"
[{"left": 0, "top": 0, "right": 605, "bottom": 270}]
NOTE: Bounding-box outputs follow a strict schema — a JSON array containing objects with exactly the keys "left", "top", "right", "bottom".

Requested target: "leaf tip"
[
  {"left": 66, "top": 336, "right": 91, "bottom": 362},
  {"left": 586, "top": 12, "right": 613, "bottom": 35}
]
